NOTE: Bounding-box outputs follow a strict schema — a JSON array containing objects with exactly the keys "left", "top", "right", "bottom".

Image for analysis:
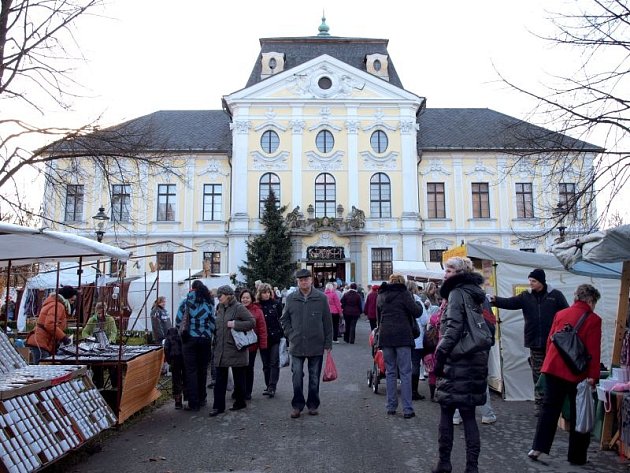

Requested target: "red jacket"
[
  {"left": 325, "top": 289, "right": 342, "bottom": 315},
  {"left": 364, "top": 287, "right": 379, "bottom": 320},
  {"left": 246, "top": 303, "right": 268, "bottom": 352},
  {"left": 541, "top": 300, "right": 601, "bottom": 383},
  {"left": 26, "top": 294, "right": 69, "bottom": 354}
]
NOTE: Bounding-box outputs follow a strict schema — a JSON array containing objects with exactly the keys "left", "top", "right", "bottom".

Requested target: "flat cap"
[
  {"left": 216, "top": 285, "right": 235, "bottom": 296},
  {"left": 295, "top": 268, "right": 312, "bottom": 279}
]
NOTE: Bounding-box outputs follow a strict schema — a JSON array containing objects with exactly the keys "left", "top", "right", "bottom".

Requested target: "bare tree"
[
  {"left": 0, "top": 0, "right": 182, "bottom": 228},
  {"left": 501, "top": 0, "right": 630, "bottom": 234}
]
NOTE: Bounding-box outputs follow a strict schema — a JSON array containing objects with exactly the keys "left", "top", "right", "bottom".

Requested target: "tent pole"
[{"left": 611, "top": 260, "right": 630, "bottom": 367}]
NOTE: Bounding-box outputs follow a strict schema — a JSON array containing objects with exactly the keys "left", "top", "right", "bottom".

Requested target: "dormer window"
[
  {"left": 261, "top": 52, "right": 285, "bottom": 79},
  {"left": 365, "top": 54, "right": 389, "bottom": 81}
]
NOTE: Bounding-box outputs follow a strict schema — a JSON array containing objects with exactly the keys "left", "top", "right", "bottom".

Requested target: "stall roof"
[
  {"left": 551, "top": 224, "right": 630, "bottom": 277},
  {"left": 0, "top": 223, "right": 130, "bottom": 267}
]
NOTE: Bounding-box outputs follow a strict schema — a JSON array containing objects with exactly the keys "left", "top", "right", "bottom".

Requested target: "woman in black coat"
[
  {"left": 377, "top": 273, "right": 420, "bottom": 419},
  {"left": 432, "top": 257, "right": 490, "bottom": 473}
]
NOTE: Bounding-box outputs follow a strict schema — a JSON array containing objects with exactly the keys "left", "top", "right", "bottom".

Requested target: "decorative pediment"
[
  {"left": 312, "top": 231, "right": 344, "bottom": 248},
  {"left": 424, "top": 238, "right": 452, "bottom": 249},
  {"left": 194, "top": 239, "right": 228, "bottom": 250},
  {"left": 419, "top": 159, "right": 451, "bottom": 176},
  {"left": 254, "top": 108, "right": 288, "bottom": 132},
  {"left": 198, "top": 158, "right": 230, "bottom": 179},
  {"left": 251, "top": 150, "right": 290, "bottom": 170},
  {"left": 362, "top": 109, "right": 397, "bottom": 132},
  {"left": 308, "top": 107, "right": 342, "bottom": 132},
  {"left": 361, "top": 150, "right": 398, "bottom": 170},
  {"left": 469, "top": 238, "right": 498, "bottom": 246},
  {"left": 464, "top": 159, "right": 495, "bottom": 178},
  {"left": 306, "top": 150, "right": 344, "bottom": 171},
  {"left": 224, "top": 55, "right": 425, "bottom": 105}
]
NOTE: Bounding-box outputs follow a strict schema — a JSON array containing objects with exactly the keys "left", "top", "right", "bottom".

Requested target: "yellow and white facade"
[{"left": 42, "top": 27, "right": 600, "bottom": 286}]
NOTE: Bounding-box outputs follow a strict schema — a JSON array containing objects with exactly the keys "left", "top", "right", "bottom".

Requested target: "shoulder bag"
[
  {"left": 450, "top": 300, "right": 493, "bottom": 359},
  {"left": 231, "top": 327, "right": 258, "bottom": 350},
  {"left": 550, "top": 311, "right": 591, "bottom": 375}
]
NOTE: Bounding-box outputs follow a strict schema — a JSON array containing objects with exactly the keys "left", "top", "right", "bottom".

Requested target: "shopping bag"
[
  {"left": 338, "top": 318, "right": 346, "bottom": 336},
  {"left": 322, "top": 352, "right": 338, "bottom": 382},
  {"left": 575, "top": 380, "right": 595, "bottom": 433},
  {"left": 279, "top": 337, "right": 290, "bottom": 368}
]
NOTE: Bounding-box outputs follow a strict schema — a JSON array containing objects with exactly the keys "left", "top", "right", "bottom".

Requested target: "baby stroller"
[{"left": 366, "top": 327, "right": 385, "bottom": 393}]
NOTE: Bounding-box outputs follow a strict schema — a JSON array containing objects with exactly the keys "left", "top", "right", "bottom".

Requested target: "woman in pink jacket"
[{"left": 325, "top": 283, "right": 343, "bottom": 343}]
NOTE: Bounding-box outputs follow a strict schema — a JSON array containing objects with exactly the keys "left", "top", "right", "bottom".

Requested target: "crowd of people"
[{"left": 19, "top": 260, "right": 603, "bottom": 471}]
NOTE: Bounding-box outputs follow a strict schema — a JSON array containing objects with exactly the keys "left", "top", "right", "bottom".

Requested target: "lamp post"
[{"left": 92, "top": 206, "right": 110, "bottom": 243}]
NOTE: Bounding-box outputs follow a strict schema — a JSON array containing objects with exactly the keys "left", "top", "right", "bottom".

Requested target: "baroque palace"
[{"left": 43, "top": 19, "right": 600, "bottom": 285}]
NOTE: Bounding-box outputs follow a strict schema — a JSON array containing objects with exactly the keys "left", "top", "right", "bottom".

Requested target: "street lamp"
[
  {"left": 552, "top": 202, "right": 567, "bottom": 242},
  {"left": 92, "top": 206, "right": 110, "bottom": 243}
]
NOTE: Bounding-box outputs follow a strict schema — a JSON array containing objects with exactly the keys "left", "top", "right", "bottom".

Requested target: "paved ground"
[{"left": 54, "top": 318, "right": 628, "bottom": 473}]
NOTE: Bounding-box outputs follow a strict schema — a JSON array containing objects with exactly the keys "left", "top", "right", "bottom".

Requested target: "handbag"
[
  {"left": 231, "top": 328, "right": 258, "bottom": 350},
  {"left": 550, "top": 311, "right": 591, "bottom": 375},
  {"left": 450, "top": 299, "right": 493, "bottom": 359},
  {"left": 279, "top": 337, "right": 290, "bottom": 367},
  {"left": 178, "top": 303, "right": 190, "bottom": 337}
]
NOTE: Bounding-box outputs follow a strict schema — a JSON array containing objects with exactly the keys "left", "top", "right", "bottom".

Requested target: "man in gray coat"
[{"left": 281, "top": 269, "right": 333, "bottom": 418}]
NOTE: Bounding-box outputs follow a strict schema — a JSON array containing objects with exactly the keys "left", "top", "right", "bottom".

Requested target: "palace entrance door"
[{"left": 305, "top": 246, "right": 347, "bottom": 289}]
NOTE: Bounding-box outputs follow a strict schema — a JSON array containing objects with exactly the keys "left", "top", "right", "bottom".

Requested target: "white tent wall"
[
  {"left": 475, "top": 247, "right": 620, "bottom": 401},
  {"left": 125, "top": 271, "right": 197, "bottom": 332},
  {"left": 125, "top": 272, "right": 232, "bottom": 332}
]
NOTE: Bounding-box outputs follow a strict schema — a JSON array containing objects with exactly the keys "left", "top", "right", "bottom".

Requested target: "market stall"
[{"left": 551, "top": 224, "right": 630, "bottom": 453}]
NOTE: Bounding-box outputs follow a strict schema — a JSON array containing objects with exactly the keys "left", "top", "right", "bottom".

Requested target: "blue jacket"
[{"left": 176, "top": 291, "right": 216, "bottom": 338}]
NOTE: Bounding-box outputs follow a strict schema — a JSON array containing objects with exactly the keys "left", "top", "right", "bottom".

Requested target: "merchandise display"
[{"left": 0, "top": 331, "right": 116, "bottom": 472}]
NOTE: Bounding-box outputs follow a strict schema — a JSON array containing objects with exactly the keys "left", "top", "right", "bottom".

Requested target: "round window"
[
  {"left": 316, "top": 130, "right": 334, "bottom": 153},
  {"left": 261, "top": 130, "right": 280, "bottom": 154},
  {"left": 318, "top": 76, "right": 332, "bottom": 90},
  {"left": 370, "top": 130, "right": 388, "bottom": 153},
  {"left": 373, "top": 59, "right": 382, "bottom": 72}
]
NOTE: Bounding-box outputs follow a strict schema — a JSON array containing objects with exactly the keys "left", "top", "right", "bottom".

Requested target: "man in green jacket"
[{"left": 281, "top": 269, "right": 332, "bottom": 419}]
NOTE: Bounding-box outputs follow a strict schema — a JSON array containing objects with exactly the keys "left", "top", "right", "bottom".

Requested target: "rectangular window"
[
  {"left": 64, "top": 184, "right": 84, "bottom": 222},
  {"left": 559, "top": 182, "right": 578, "bottom": 219},
  {"left": 157, "top": 184, "right": 176, "bottom": 221},
  {"left": 515, "top": 183, "right": 534, "bottom": 218},
  {"left": 203, "top": 184, "right": 222, "bottom": 221},
  {"left": 471, "top": 182, "right": 490, "bottom": 218},
  {"left": 112, "top": 184, "right": 131, "bottom": 222},
  {"left": 157, "top": 252, "right": 174, "bottom": 270},
  {"left": 427, "top": 182, "right": 445, "bottom": 218},
  {"left": 371, "top": 248, "right": 393, "bottom": 281},
  {"left": 429, "top": 249, "right": 446, "bottom": 263},
  {"left": 520, "top": 248, "right": 536, "bottom": 253},
  {"left": 202, "top": 251, "right": 221, "bottom": 273}
]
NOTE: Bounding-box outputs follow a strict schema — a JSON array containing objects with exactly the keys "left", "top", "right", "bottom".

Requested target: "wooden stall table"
[{"left": 43, "top": 345, "right": 163, "bottom": 424}]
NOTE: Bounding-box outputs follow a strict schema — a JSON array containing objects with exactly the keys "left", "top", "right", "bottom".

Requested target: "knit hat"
[
  {"left": 216, "top": 285, "right": 234, "bottom": 296},
  {"left": 58, "top": 286, "right": 77, "bottom": 300},
  {"left": 528, "top": 269, "right": 546, "bottom": 285}
]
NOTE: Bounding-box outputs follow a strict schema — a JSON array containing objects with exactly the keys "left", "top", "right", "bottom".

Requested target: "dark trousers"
[
  {"left": 213, "top": 366, "right": 247, "bottom": 412},
  {"left": 246, "top": 349, "right": 265, "bottom": 396},
  {"left": 261, "top": 341, "right": 280, "bottom": 390},
  {"left": 169, "top": 355, "right": 185, "bottom": 397},
  {"left": 182, "top": 336, "right": 212, "bottom": 409},
  {"left": 290, "top": 355, "right": 323, "bottom": 411},
  {"left": 532, "top": 374, "right": 591, "bottom": 464},
  {"left": 368, "top": 318, "right": 377, "bottom": 331},
  {"left": 438, "top": 405, "right": 480, "bottom": 469},
  {"left": 529, "top": 347, "right": 546, "bottom": 406},
  {"left": 331, "top": 313, "right": 340, "bottom": 341},
  {"left": 343, "top": 315, "right": 359, "bottom": 343}
]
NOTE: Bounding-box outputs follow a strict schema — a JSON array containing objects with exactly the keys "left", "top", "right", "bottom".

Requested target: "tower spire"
[{"left": 318, "top": 11, "right": 330, "bottom": 36}]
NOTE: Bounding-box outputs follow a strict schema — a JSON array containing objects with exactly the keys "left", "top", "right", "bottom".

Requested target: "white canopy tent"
[
  {"left": 551, "top": 224, "right": 630, "bottom": 366},
  {"left": 465, "top": 243, "right": 621, "bottom": 401},
  {"left": 392, "top": 260, "right": 444, "bottom": 281},
  {"left": 0, "top": 223, "right": 131, "bottom": 331}
]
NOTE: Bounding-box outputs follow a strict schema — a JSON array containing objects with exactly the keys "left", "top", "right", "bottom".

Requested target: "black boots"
[{"left": 431, "top": 462, "right": 452, "bottom": 473}]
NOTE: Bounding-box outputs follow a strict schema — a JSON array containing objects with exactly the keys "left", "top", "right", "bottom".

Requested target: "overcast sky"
[
  {"left": 18, "top": 0, "right": 626, "bottom": 221},
  {"left": 62, "top": 0, "right": 561, "bottom": 126}
]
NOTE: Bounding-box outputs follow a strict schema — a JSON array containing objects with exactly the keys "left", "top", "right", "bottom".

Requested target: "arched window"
[
  {"left": 370, "top": 130, "right": 388, "bottom": 153},
  {"left": 259, "top": 173, "right": 280, "bottom": 217},
  {"left": 315, "top": 130, "right": 334, "bottom": 153},
  {"left": 260, "top": 130, "right": 279, "bottom": 154},
  {"left": 315, "top": 173, "right": 336, "bottom": 217},
  {"left": 370, "top": 173, "right": 391, "bottom": 218}
]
